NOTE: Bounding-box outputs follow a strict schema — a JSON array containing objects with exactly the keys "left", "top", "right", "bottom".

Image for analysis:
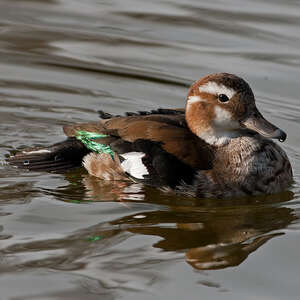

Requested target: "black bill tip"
[{"left": 275, "top": 129, "right": 287, "bottom": 142}]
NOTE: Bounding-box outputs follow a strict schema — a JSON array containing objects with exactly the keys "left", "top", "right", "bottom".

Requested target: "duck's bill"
[{"left": 240, "top": 110, "right": 287, "bottom": 142}]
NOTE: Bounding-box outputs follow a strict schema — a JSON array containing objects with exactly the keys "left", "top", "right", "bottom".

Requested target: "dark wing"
[
  {"left": 63, "top": 113, "right": 212, "bottom": 170},
  {"left": 7, "top": 137, "right": 90, "bottom": 171},
  {"left": 8, "top": 110, "right": 213, "bottom": 187},
  {"left": 8, "top": 113, "right": 188, "bottom": 172},
  {"left": 64, "top": 114, "right": 213, "bottom": 187}
]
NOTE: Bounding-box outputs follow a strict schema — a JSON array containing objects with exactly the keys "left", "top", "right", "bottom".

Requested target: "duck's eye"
[{"left": 218, "top": 94, "right": 229, "bottom": 102}]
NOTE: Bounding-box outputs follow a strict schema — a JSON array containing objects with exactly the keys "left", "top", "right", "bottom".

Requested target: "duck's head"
[{"left": 185, "top": 73, "right": 286, "bottom": 146}]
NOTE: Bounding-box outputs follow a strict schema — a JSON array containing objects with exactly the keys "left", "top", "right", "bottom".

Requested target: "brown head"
[{"left": 185, "top": 73, "right": 286, "bottom": 146}]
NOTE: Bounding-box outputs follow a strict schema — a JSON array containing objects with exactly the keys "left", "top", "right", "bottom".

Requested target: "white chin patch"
[
  {"left": 120, "top": 152, "right": 149, "bottom": 179},
  {"left": 199, "top": 81, "right": 235, "bottom": 99}
]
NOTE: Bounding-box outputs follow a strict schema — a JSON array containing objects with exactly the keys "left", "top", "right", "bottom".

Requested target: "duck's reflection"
[
  {"left": 111, "top": 204, "right": 293, "bottom": 270},
  {"left": 82, "top": 176, "right": 296, "bottom": 270},
  {"left": 1, "top": 174, "right": 295, "bottom": 277},
  {"left": 186, "top": 233, "right": 280, "bottom": 270}
]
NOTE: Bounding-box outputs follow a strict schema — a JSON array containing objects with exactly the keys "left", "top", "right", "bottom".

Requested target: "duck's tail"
[{"left": 7, "top": 138, "right": 90, "bottom": 172}]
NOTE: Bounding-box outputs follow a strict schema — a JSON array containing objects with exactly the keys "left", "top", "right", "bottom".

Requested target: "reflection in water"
[
  {"left": 83, "top": 176, "right": 145, "bottom": 202},
  {"left": 39, "top": 169, "right": 146, "bottom": 203},
  {"left": 0, "top": 174, "right": 295, "bottom": 284},
  {"left": 186, "top": 234, "right": 280, "bottom": 270},
  {"left": 110, "top": 195, "right": 295, "bottom": 270}
]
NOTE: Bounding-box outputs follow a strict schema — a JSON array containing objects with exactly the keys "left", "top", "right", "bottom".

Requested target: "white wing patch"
[
  {"left": 120, "top": 152, "right": 149, "bottom": 179},
  {"left": 199, "top": 81, "right": 235, "bottom": 99}
]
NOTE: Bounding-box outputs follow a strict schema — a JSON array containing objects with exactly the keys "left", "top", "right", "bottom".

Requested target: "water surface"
[{"left": 1, "top": 0, "right": 300, "bottom": 299}]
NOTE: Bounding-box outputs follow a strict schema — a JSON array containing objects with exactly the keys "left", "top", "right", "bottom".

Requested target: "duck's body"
[
  {"left": 8, "top": 73, "right": 293, "bottom": 199},
  {"left": 189, "top": 134, "right": 291, "bottom": 198}
]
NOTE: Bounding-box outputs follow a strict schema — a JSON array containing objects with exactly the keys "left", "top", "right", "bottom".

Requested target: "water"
[{"left": 1, "top": 0, "right": 300, "bottom": 299}]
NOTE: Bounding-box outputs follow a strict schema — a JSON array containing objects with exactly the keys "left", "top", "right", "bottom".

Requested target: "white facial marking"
[
  {"left": 214, "top": 106, "right": 231, "bottom": 124},
  {"left": 187, "top": 80, "right": 240, "bottom": 146},
  {"left": 193, "top": 106, "right": 240, "bottom": 146},
  {"left": 187, "top": 95, "right": 205, "bottom": 104},
  {"left": 199, "top": 81, "right": 235, "bottom": 99},
  {"left": 120, "top": 152, "right": 149, "bottom": 179}
]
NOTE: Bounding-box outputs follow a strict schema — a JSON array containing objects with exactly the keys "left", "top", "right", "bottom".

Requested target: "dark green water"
[{"left": 0, "top": 0, "right": 300, "bottom": 299}]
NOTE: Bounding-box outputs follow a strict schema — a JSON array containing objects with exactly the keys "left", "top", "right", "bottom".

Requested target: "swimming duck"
[{"left": 8, "top": 73, "right": 293, "bottom": 198}]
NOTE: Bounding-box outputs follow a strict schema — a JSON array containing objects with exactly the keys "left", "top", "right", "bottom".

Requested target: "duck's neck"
[{"left": 193, "top": 127, "right": 242, "bottom": 146}]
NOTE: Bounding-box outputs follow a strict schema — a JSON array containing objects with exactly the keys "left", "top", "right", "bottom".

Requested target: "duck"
[{"left": 8, "top": 73, "right": 293, "bottom": 199}]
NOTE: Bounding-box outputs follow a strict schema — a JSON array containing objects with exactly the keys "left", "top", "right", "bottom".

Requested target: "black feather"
[
  {"left": 98, "top": 108, "right": 185, "bottom": 119},
  {"left": 8, "top": 138, "right": 90, "bottom": 172},
  {"left": 132, "top": 139, "right": 196, "bottom": 187}
]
